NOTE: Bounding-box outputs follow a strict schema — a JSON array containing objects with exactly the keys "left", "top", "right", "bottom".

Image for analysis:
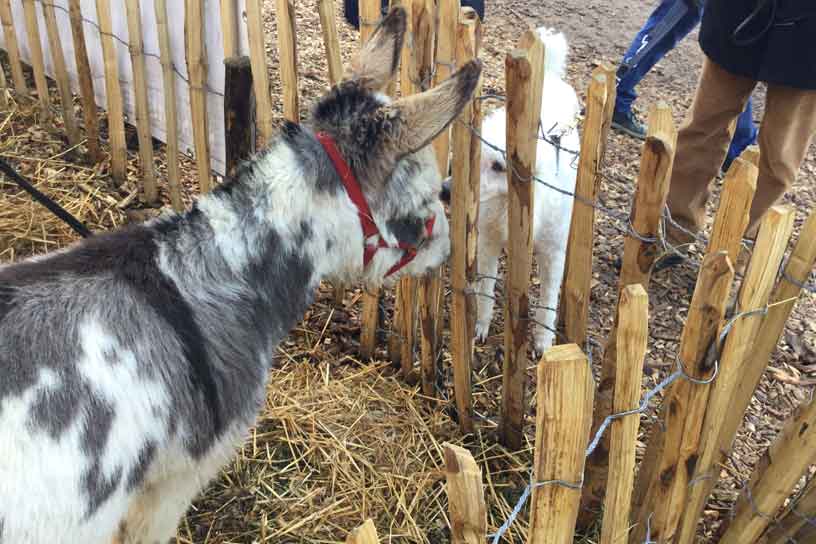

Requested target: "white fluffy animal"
[{"left": 442, "top": 27, "right": 581, "bottom": 353}]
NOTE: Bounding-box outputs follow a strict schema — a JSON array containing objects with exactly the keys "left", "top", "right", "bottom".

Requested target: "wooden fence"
[{"left": 3, "top": 0, "right": 816, "bottom": 542}]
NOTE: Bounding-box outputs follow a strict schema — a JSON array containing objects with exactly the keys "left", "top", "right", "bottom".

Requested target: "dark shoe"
[
  {"left": 653, "top": 218, "right": 699, "bottom": 272},
  {"left": 611, "top": 110, "right": 647, "bottom": 140}
]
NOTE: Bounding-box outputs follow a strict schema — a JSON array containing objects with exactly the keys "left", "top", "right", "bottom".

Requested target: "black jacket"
[{"left": 699, "top": 0, "right": 816, "bottom": 90}]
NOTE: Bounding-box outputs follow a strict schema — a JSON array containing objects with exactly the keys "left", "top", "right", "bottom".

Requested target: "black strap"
[{"left": 0, "top": 157, "right": 93, "bottom": 238}]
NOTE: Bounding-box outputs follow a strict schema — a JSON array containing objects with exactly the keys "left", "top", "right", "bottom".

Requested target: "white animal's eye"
[{"left": 491, "top": 160, "right": 505, "bottom": 173}]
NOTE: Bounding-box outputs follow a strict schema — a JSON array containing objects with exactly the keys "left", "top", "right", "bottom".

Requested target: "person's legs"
[
  {"left": 666, "top": 58, "right": 756, "bottom": 240},
  {"left": 614, "top": 0, "right": 702, "bottom": 135},
  {"left": 746, "top": 85, "right": 816, "bottom": 236},
  {"left": 724, "top": 96, "right": 759, "bottom": 172}
]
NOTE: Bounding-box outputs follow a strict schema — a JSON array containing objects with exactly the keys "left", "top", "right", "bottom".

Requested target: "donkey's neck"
[{"left": 154, "top": 134, "right": 359, "bottom": 349}]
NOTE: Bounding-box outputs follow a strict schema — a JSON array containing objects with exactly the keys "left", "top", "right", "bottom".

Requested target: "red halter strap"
[{"left": 314, "top": 131, "right": 435, "bottom": 277}]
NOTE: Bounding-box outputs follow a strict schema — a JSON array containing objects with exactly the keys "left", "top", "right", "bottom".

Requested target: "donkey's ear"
[
  {"left": 382, "top": 60, "right": 482, "bottom": 157},
  {"left": 346, "top": 7, "right": 407, "bottom": 92}
]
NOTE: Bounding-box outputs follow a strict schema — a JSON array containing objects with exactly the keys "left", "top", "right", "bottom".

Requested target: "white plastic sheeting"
[{"left": 0, "top": 0, "right": 252, "bottom": 176}]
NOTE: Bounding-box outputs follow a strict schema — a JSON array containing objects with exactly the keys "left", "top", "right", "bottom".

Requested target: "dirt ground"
[{"left": 1, "top": 0, "right": 815, "bottom": 542}]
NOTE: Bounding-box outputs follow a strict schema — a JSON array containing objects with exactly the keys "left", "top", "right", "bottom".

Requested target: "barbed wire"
[{"left": 37, "top": 1, "right": 225, "bottom": 98}]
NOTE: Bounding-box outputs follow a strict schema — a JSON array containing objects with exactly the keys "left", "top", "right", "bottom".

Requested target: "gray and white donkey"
[{"left": 0, "top": 9, "right": 480, "bottom": 543}]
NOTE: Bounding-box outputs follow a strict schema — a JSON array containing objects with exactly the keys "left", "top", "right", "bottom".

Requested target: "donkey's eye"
[{"left": 491, "top": 160, "right": 506, "bottom": 173}]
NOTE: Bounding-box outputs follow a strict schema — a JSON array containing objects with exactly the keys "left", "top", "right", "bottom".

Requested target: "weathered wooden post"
[
  {"left": 719, "top": 396, "right": 816, "bottom": 543},
  {"left": 498, "top": 30, "right": 544, "bottom": 450},
  {"left": 185, "top": 0, "right": 212, "bottom": 193},
  {"left": 42, "top": 1, "right": 80, "bottom": 147},
  {"left": 579, "top": 102, "right": 676, "bottom": 523},
  {"left": 224, "top": 56, "right": 256, "bottom": 176},
  {"left": 0, "top": 0, "right": 28, "bottom": 95},
  {"left": 444, "top": 443, "right": 487, "bottom": 543},
  {"left": 358, "top": 0, "right": 385, "bottom": 361},
  {"left": 629, "top": 251, "right": 734, "bottom": 543},
  {"left": 759, "top": 477, "right": 816, "bottom": 544},
  {"left": 245, "top": 0, "right": 274, "bottom": 142},
  {"left": 154, "top": 0, "right": 183, "bottom": 211},
  {"left": 275, "top": 0, "right": 299, "bottom": 122},
  {"left": 125, "top": 0, "right": 158, "bottom": 204},
  {"left": 95, "top": 0, "right": 127, "bottom": 184},
  {"left": 68, "top": 0, "right": 102, "bottom": 163},
  {"left": 599, "top": 284, "right": 648, "bottom": 544},
  {"left": 560, "top": 68, "right": 610, "bottom": 347},
  {"left": 317, "top": 0, "right": 343, "bottom": 86},
  {"left": 675, "top": 206, "right": 799, "bottom": 544},
  {"left": 528, "top": 344, "right": 593, "bottom": 543},
  {"left": 20, "top": 0, "right": 50, "bottom": 120},
  {"left": 448, "top": 7, "right": 480, "bottom": 432}
]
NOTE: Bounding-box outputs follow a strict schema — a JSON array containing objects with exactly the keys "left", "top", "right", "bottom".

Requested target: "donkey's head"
[{"left": 308, "top": 6, "right": 481, "bottom": 286}]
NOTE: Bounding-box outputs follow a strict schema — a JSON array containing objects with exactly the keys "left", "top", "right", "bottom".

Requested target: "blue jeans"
[{"left": 616, "top": 0, "right": 757, "bottom": 167}]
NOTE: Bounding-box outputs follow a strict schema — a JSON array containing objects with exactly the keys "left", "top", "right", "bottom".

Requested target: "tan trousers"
[{"left": 666, "top": 58, "right": 816, "bottom": 241}]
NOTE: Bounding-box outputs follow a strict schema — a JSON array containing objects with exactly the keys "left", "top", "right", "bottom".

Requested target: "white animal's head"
[{"left": 309, "top": 7, "right": 481, "bottom": 287}]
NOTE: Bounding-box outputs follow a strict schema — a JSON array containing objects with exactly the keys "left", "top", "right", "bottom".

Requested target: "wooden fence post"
[
  {"left": 760, "top": 477, "right": 816, "bottom": 544},
  {"left": 316, "top": 0, "right": 347, "bottom": 305},
  {"left": 346, "top": 519, "right": 380, "bottom": 544},
  {"left": 41, "top": 1, "right": 80, "bottom": 147},
  {"left": 68, "top": 0, "right": 102, "bottom": 163},
  {"left": 394, "top": 0, "right": 435, "bottom": 380},
  {"left": 674, "top": 205, "right": 797, "bottom": 544},
  {"left": 421, "top": 0, "right": 459, "bottom": 383},
  {"left": 579, "top": 102, "right": 676, "bottom": 524},
  {"left": 20, "top": 0, "right": 49, "bottom": 120},
  {"left": 560, "top": 69, "right": 610, "bottom": 347},
  {"left": 245, "top": 0, "right": 274, "bottom": 142},
  {"left": 745, "top": 208, "right": 816, "bottom": 394},
  {"left": 598, "top": 61, "right": 616, "bottom": 158},
  {"left": 448, "top": 8, "right": 480, "bottom": 433},
  {"left": 357, "top": 0, "right": 386, "bottom": 361},
  {"left": 707, "top": 157, "right": 757, "bottom": 262},
  {"left": 219, "top": 0, "right": 239, "bottom": 58},
  {"left": 0, "top": 0, "right": 28, "bottom": 95},
  {"left": 431, "top": 0, "right": 459, "bottom": 176},
  {"left": 632, "top": 151, "right": 756, "bottom": 543},
  {"left": 444, "top": 443, "right": 487, "bottom": 543},
  {"left": 125, "top": 0, "right": 158, "bottom": 205},
  {"left": 224, "top": 56, "right": 256, "bottom": 176},
  {"left": 154, "top": 0, "right": 183, "bottom": 211},
  {"left": 419, "top": 267, "right": 441, "bottom": 396},
  {"left": 317, "top": 0, "right": 343, "bottom": 88},
  {"left": 599, "top": 284, "right": 648, "bottom": 544},
  {"left": 719, "top": 396, "right": 816, "bottom": 543},
  {"left": 95, "top": 0, "right": 127, "bottom": 185},
  {"left": 498, "top": 31, "right": 544, "bottom": 450},
  {"left": 185, "top": 0, "right": 212, "bottom": 193},
  {"left": 528, "top": 344, "right": 593, "bottom": 543},
  {"left": 629, "top": 251, "right": 735, "bottom": 543},
  {"left": 275, "top": 0, "right": 299, "bottom": 122}
]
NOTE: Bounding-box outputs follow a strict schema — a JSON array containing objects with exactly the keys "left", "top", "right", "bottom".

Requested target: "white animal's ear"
[
  {"left": 380, "top": 60, "right": 482, "bottom": 157},
  {"left": 345, "top": 7, "right": 407, "bottom": 92}
]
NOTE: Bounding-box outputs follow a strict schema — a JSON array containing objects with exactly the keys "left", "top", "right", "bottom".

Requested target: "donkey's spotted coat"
[{"left": 0, "top": 8, "right": 480, "bottom": 543}]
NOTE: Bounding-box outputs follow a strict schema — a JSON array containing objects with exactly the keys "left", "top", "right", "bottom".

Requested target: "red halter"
[{"left": 315, "top": 131, "right": 436, "bottom": 277}]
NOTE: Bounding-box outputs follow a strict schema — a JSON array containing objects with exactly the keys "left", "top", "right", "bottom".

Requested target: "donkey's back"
[{"left": 0, "top": 225, "right": 242, "bottom": 543}]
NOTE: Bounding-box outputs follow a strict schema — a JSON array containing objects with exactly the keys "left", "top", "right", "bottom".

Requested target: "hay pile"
[
  {"left": 178, "top": 303, "right": 546, "bottom": 543},
  {"left": 0, "top": 101, "right": 128, "bottom": 259}
]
